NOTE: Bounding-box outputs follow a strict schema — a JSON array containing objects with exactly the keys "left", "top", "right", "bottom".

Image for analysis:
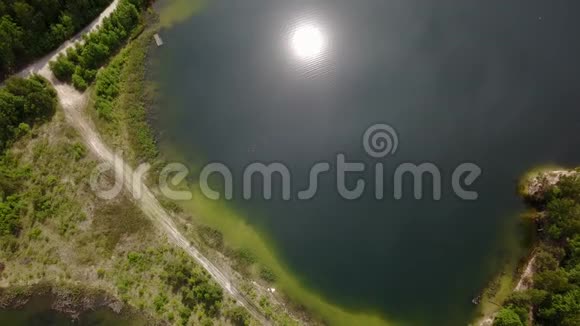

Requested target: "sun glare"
[{"left": 290, "top": 24, "right": 326, "bottom": 60}]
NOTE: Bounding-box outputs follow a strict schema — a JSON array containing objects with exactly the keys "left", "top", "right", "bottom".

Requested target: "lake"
[
  {"left": 0, "top": 295, "right": 140, "bottom": 326},
  {"left": 152, "top": 0, "right": 580, "bottom": 324}
]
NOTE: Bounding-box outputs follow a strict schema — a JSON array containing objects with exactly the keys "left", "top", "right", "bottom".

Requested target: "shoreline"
[
  {"left": 473, "top": 166, "right": 578, "bottom": 325},
  {"left": 3, "top": 1, "right": 575, "bottom": 324}
]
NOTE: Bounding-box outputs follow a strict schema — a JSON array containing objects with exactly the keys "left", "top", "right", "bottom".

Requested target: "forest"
[
  {"left": 0, "top": 0, "right": 114, "bottom": 79},
  {"left": 495, "top": 173, "right": 580, "bottom": 326},
  {"left": 50, "top": 0, "right": 145, "bottom": 90}
]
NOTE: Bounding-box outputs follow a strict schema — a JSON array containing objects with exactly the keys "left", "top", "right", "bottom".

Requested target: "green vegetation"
[
  {"left": 89, "top": 26, "right": 158, "bottom": 164},
  {"left": 0, "top": 122, "right": 95, "bottom": 255},
  {"left": 494, "top": 307, "right": 524, "bottom": 326},
  {"left": 113, "top": 245, "right": 243, "bottom": 325},
  {"left": 494, "top": 172, "right": 580, "bottom": 326},
  {"left": 162, "top": 250, "right": 223, "bottom": 316},
  {"left": 0, "top": 0, "right": 113, "bottom": 78},
  {"left": 0, "top": 94, "right": 253, "bottom": 325},
  {"left": 2, "top": 3, "right": 267, "bottom": 326},
  {"left": 0, "top": 75, "right": 58, "bottom": 239},
  {"left": 50, "top": 0, "right": 145, "bottom": 90},
  {"left": 5, "top": 2, "right": 394, "bottom": 325},
  {"left": 0, "top": 75, "right": 57, "bottom": 151}
]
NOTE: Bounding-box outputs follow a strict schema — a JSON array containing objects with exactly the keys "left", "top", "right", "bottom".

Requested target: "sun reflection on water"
[{"left": 285, "top": 18, "right": 332, "bottom": 78}]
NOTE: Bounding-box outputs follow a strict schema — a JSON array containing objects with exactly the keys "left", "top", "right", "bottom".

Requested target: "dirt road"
[{"left": 16, "top": 2, "right": 268, "bottom": 323}]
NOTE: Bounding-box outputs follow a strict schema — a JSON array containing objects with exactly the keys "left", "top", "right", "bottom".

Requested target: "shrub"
[
  {"left": 0, "top": 76, "right": 57, "bottom": 151},
  {"left": 493, "top": 308, "right": 523, "bottom": 326},
  {"left": 72, "top": 73, "right": 88, "bottom": 91},
  {"left": 15, "top": 123, "right": 30, "bottom": 138},
  {"left": 259, "top": 266, "right": 276, "bottom": 283},
  {"left": 0, "top": 195, "right": 22, "bottom": 236},
  {"left": 226, "top": 306, "right": 251, "bottom": 326},
  {"left": 50, "top": 55, "right": 75, "bottom": 81}
]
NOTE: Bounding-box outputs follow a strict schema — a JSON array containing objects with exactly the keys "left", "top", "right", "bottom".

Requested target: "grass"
[
  {"left": 88, "top": 22, "right": 158, "bottom": 166},
  {"left": 0, "top": 108, "right": 254, "bottom": 325}
]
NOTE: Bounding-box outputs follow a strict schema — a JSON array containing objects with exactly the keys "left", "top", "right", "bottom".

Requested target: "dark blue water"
[{"left": 152, "top": 0, "right": 580, "bottom": 324}]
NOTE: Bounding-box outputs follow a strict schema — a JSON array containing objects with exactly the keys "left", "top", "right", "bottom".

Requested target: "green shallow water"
[{"left": 151, "top": 0, "right": 580, "bottom": 324}]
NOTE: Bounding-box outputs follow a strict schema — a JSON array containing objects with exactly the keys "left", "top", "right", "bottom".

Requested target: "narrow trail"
[
  {"left": 515, "top": 256, "right": 535, "bottom": 292},
  {"left": 16, "top": 2, "right": 268, "bottom": 324},
  {"left": 477, "top": 254, "right": 536, "bottom": 326}
]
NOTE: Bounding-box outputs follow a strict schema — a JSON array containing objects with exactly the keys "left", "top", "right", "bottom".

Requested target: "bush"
[
  {"left": 154, "top": 293, "right": 168, "bottom": 313},
  {"left": 163, "top": 254, "right": 224, "bottom": 315},
  {"left": 259, "top": 266, "right": 276, "bottom": 283},
  {"left": 0, "top": 195, "right": 23, "bottom": 236},
  {"left": 0, "top": 75, "right": 57, "bottom": 151},
  {"left": 493, "top": 308, "right": 523, "bottom": 326},
  {"left": 534, "top": 250, "right": 560, "bottom": 273},
  {"left": 95, "top": 99, "right": 113, "bottom": 120},
  {"left": 70, "top": 142, "right": 87, "bottom": 161},
  {"left": 72, "top": 73, "right": 88, "bottom": 91},
  {"left": 50, "top": 55, "right": 75, "bottom": 81},
  {"left": 226, "top": 306, "right": 251, "bottom": 326},
  {"left": 15, "top": 123, "right": 30, "bottom": 138}
]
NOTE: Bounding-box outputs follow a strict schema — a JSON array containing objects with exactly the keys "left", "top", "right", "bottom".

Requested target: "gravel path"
[{"left": 16, "top": 1, "right": 268, "bottom": 323}]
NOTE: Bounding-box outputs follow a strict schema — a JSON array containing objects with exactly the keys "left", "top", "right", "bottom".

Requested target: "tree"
[
  {"left": 493, "top": 308, "right": 523, "bottom": 326},
  {"left": 538, "top": 289, "right": 580, "bottom": 325},
  {"left": 546, "top": 198, "right": 580, "bottom": 240},
  {"left": 0, "top": 16, "right": 23, "bottom": 74},
  {"left": 72, "top": 73, "right": 88, "bottom": 91},
  {"left": 0, "top": 0, "right": 114, "bottom": 78},
  {"left": 521, "top": 172, "right": 580, "bottom": 326},
  {"left": 50, "top": 54, "right": 75, "bottom": 81},
  {"left": 534, "top": 250, "right": 560, "bottom": 273},
  {"left": 24, "top": 90, "right": 56, "bottom": 120},
  {"left": 569, "top": 235, "right": 580, "bottom": 266},
  {"left": 0, "top": 75, "right": 57, "bottom": 150},
  {"left": 46, "top": 0, "right": 146, "bottom": 90},
  {"left": 82, "top": 42, "right": 111, "bottom": 69},
  {"left": 0, "top": 90, "right": 20, "bottom": 147},
  {"left": 11, "top": 2, "right": 35, "bottom": 30},
  {"left": 534, "top": 269, "right": 570, "bottom": 293}
]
